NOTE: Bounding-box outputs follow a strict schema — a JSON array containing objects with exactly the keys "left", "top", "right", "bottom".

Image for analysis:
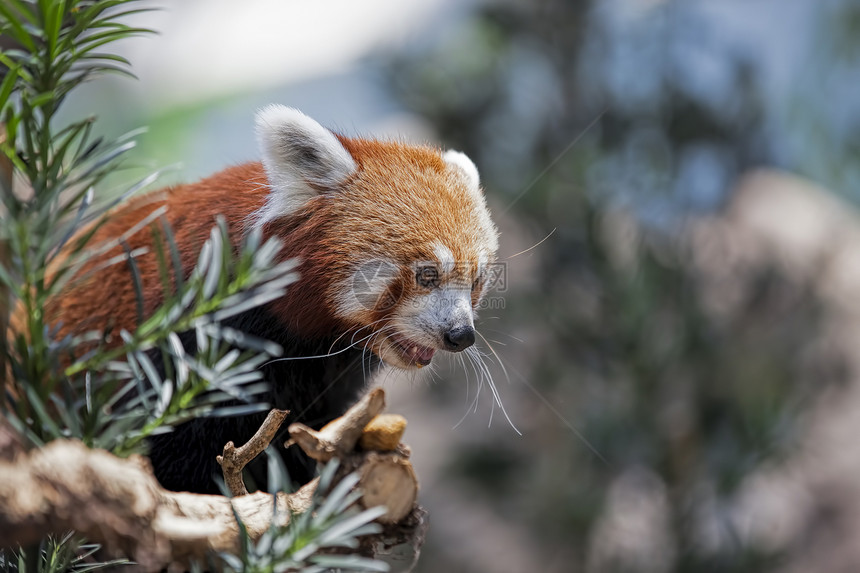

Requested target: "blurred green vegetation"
[
  {"left": 8, "top": 0, "right": 858, "bottom": 569},
  {"left": 0, "top": 3, "right": 391, "bottom": 569},
  {"left": 388, "top": 1, "right": 859, "bottom": 571}
]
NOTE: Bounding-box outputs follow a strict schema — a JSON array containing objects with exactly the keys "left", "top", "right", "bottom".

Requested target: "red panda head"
[{"left": 251, "top": 105, "right": 499, "bottom": 370}]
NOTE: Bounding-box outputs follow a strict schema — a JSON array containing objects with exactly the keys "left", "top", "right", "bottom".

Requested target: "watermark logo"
[
  {"left": 484, "top": 262, "right": 507, "bottom": 291},
  {"left": 412, "top": 261, "right": 508, "bottom": 291},
  {"left": 350, "top": 259, "right": 400, "bottom": 312},
  {"left": 348, "top": 260, "right": 509, "bottom": 311}
]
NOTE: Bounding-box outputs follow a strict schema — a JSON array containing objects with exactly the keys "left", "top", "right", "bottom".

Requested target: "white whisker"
[
  {"left": 471, "top": 333, "right": 520, "bottom": 434},
  {"left": 332, "top": 316, "right": 392, "bottom": 354},
  {"left": 504, "top": 227, "right": 556, "bottom": 260},
  {"left": 453, "top": 347, "right": 484, "bottom": 429},
  {"left": 484, "top": 328, "right": 525, "bottom": 344},
  {"left": 458, "top": 353, "right": 471, "bottom": 408},
  {"left": 476, "top": 330, "right": 512, "bottom": 386},
  {"left": 263, "top": 321, "right": 395, "bottom": 365}
]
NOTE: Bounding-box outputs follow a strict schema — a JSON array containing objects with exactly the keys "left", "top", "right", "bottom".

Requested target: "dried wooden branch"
[
  {"left": 287, "top": 387, "right": 386, "bottom": 461},
  {"left": 287, "top": 389, "right": 418, "bottom": 524},
  {"left": 217, "top": 408, "right": 289, "bottom": 496},
  {"left": 0, "top": 429, "right": 306, "bottom": 568},
  {"left": 0, "top": 388, "right": 425, "bottom": 571}
]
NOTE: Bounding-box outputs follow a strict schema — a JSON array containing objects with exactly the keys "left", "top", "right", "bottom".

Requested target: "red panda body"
[{"left": 47, "top": 107, "right": 499, "bottom": 493}]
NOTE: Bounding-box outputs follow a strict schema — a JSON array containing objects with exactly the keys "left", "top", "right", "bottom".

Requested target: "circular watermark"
[{"left": 350, "top": 259, "right": 400, "bottom": 311}]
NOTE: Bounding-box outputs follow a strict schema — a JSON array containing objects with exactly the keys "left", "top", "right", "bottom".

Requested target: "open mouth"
[{"left": 390, "top": 335, "right": 436, "bottom": 367}]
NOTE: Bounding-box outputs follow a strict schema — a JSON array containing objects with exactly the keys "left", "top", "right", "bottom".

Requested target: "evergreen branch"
[{"left": 63, "top": 224, "right": 298, "bottom": 378}]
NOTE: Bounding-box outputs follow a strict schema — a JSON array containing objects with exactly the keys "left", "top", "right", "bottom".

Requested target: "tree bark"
[{"left": 0, "top": 388, "right": 425, "bottom": 571}]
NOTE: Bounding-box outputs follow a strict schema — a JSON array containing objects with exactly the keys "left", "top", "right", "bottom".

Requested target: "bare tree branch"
[
  {"left": 0, "top": 388, "right": 424, "bottom": 571},
  {"left": 217, "top": 408, "right": 289, "bottom": 496},
  {"left": 287, "top": 387, "right": 387, "bottom": 462}
]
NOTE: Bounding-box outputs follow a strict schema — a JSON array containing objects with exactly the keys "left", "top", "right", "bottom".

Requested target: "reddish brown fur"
[
  {"left": 17, "top": 130, "right": 496, "bottom": 494},
  {"left": 36, "top": 136, "right": 494, "bottom": 355},
  {"left": 261, "top": 137, "right": 493, "bottom": 343},
  {"left": 42, "top": 163, "right": 270, "bottom": 343}
]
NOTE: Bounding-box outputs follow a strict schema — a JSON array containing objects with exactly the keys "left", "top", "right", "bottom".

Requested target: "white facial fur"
[
  {"left": 333, "top": 257, "right": 399, "bottom": 320},
  {"left": 400, "top": 242, "right": 477, "bottom": 348},
  {"left": 252, "top": 105, "right": 357, "bottom": 227},
  {"left": 433, "top": 242, "right": 455, "bottom": 274},
  {"left": 443, "top": 149, "right": 499, "bottom": 259},
  {"left": 397, "top": 287, "right": 474, "bottom": 343}
]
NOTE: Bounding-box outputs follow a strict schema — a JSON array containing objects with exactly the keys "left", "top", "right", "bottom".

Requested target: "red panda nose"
[{"left": 444, "top": 326, "right": 476, "bottom": 352}]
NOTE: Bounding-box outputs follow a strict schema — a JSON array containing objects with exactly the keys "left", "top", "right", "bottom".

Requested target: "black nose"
[{"left": 444, "top": 325, "right": 476, "bottom": 352}]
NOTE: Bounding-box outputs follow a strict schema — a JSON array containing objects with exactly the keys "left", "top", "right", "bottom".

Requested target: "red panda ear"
[
  {"left": 255, "top": 105, "right": 357, "bottom": 218},
  {"left": 442, "top": 150, "right": 481, "bottom": 194}
]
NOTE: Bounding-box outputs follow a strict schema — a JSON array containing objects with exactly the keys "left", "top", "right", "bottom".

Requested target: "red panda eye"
[
  {"left": 416, "top": 266, "right": 440, "bottom": 289},
  {"left": 472, "top": 276, "right": 481, "bottom": 291}
]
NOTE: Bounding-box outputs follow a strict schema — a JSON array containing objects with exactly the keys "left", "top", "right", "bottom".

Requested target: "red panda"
[{"left": 45, "top": 106, "right": 499, "bottom": 493}]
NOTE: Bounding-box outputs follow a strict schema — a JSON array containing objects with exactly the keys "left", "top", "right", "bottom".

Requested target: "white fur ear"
[
  {"left": 442, "top": 150, "right": 481, "bottom": 193},
  {"left": 254, "top": 105, "right": 356, "bottom": 223}
]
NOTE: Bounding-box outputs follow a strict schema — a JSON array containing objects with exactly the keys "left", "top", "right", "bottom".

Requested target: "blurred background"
[{"left": 67, "top": 0, "right": 860, "bottom": 571}]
